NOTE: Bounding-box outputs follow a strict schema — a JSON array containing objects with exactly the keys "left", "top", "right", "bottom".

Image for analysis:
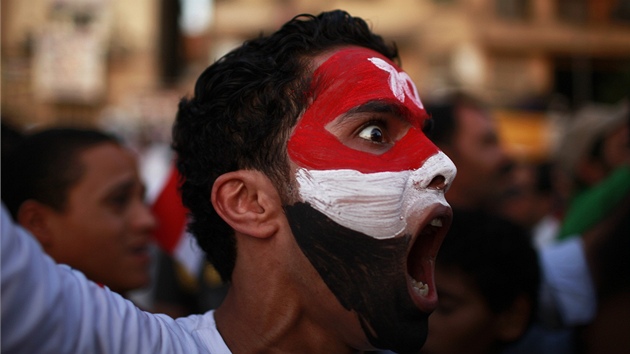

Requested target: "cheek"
[
  {"left": 456, "top": 147, "right": 487, "bottom": 171},
  {"left": 295, "top": 152, "right": 454, "bottom": 239},
  {"left": 296, "top": 168, "right": 408, "bottom": 238},
  {"left": 456, "top": 135, "right": 482, "bottom": 158},
  {"left": 56, "top": 206, "right": 102, "bottom": 240},
  {"left": 80, "top": 210, "right": 128, "bottom": 246}
]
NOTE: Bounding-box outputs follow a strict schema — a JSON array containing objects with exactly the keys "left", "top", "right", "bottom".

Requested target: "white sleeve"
[
  {"left": 0, "top": 204, "right": 215, "bottom": 354},
  {"left": 538, "top": 236, "right": 597, "bottom": 326}
]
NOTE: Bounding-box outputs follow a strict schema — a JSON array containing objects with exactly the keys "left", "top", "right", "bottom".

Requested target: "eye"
[
  {"left": 358, "top": 124, "right": 385, "bottom": 143},
  {"left": 103, "top": 182, "right": 138, "bottom": 214},
  {"left": 108, "top": 191, "right": 132, "bottom": 212},
  {"left": 435, "top": 296, "right": 459, "bottom": 316}
]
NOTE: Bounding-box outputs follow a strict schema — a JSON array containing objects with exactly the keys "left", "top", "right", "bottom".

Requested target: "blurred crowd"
[
  {"left": 2, "top": 65, "right": 629, "bottom": 354},
  {"left": 419, "top": 92, "right": 630, "bottom": 354}
]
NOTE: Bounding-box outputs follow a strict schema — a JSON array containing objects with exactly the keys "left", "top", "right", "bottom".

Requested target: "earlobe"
[
  {"left": 16, "top": 200, "right": 54, "bottom": 247},
  {"left": 212, "top": 170, "right": 282, "bottom": 239}
]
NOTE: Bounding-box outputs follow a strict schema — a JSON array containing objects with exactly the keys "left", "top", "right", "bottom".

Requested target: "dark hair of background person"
[
  {"left": 592, "top": 193, "right": 630, "bottom": 299},
  {"left": 1, "top": 119, "right": 25, "bottom": 160},
  {"left": 577, "top": 190, "right": 630, "bottom": 354},
  {"left": 437, "top": 208, "right": 541, "bottom": 325},
  {"left": 1, "top": 128, "right": 120, "bottom": 220},
  {"left": 586, "top": 105, "right": 629, "bottom": 295},
  {"left": 423, "top": 91, "right": 489, "bottom": 147},
  {"left": 172, "top": 10, "right": 399, "bottom": 283}
]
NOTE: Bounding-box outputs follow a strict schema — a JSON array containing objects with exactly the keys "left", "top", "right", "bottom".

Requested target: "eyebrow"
[
  {"left": 345, "top": 100, "right": 403, "bottom": 115},
  {"left": 103, "top": 177, "right": 143, "bottom": 199},
  {"left": 334, "top": 100, "right": 414, "bottom": 127}
]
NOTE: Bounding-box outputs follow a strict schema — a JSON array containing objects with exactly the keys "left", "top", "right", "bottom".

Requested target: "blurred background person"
[
  {"left": 1, "top": 127, "right": 157, "bottom": 297},
  {"left": 151, "top": 250, "right": 228, "bottom": 318},
  {"left": 420, "top": 208, "right": 540, "bottom": 354},
  {"left": 423, "top": 94, "right": 630, "bottom": 354},
  {"left": 496, "top": 160, "right": 562, "bottom": 249},
  {"left": 578, "top": 191, "right": 630, "bottom": 354},
  {"left": 514, "top": 99, "right": 630, "bottom": 353},
  {"left": 425, "top": 91, "right": 514, "bottom": 213},
  {"left": 554, "top": 100, "right": 630, "bottom": 242},
  {"left": 425, "top": 92, "right": 563, "bottom": 246},
  {"left": 537, "top": 100, "right": 629, "bottom": 324},
  {"left": 1, "top": 119, "right": 26, "bottom": 160},
  {"left": 140, "top": 145, "right": 228, "bottom": 318}
]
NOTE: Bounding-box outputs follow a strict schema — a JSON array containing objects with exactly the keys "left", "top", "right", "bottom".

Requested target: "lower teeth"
[{"left": 411, "top": 278, "right": 429, "bottom": 296}]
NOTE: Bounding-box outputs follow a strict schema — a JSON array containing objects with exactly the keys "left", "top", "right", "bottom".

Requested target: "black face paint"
[{"left": 285, "top": 202, "right": 428, "bottom": 353}]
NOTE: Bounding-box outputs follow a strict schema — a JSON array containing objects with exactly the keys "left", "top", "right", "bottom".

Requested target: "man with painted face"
[
  {"left": 174, "top": 9, "right": 456, "bottom": 353},
  {"left": 1, "top": 10, "right": 455, "bottom": 353}
]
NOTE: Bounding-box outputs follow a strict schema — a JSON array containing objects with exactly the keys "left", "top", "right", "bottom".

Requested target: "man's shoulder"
[{"left": 175, "top": 310, "right": 232, "bottom": 353}]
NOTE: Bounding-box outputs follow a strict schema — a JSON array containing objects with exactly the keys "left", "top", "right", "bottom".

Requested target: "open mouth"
[
  {"left": 406, "top": 205, "right": 451, "bottom": 312},
  {"left": 129, "top": 243, "right": 151, "bottom": 264}
]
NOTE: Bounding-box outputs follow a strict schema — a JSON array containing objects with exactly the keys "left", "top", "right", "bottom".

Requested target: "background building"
[{"left": 2, "top": 0, "right": 629, "bottom": 161}]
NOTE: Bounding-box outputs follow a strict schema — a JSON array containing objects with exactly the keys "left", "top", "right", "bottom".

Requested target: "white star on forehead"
[{"left": 368, "top": 57, "right": 424, "bottom": 109}]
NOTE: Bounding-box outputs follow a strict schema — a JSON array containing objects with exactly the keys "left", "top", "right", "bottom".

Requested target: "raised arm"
[{"left": 1, "top": 203, "right": 213, "bottom": 354}]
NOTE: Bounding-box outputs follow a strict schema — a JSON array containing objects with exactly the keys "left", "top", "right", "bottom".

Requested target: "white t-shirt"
[
  {"left": 538, "top": 236, "right": 597, "bottom": 326},
  {"left": 0, "top": 204, "right": 231, "bottom": 354}
]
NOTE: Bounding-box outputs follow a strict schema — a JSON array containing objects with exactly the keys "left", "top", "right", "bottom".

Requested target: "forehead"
[
  {"left": 306, "top": 47, "right": 425, "bottom": 122},
  {"left": 78, "top": 143, "right": 132, "bottom": 168},
  {"left": 73, "top": 144, "right": 137, "bottom": 188}
]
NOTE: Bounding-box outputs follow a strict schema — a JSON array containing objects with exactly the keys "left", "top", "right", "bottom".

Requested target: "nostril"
[{"left": 427, "top": 175, "right": 446, "bottom": 190}]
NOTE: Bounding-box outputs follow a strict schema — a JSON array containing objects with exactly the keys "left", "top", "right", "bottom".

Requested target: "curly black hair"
[{"left": 172, "top": 10, "right": 398, "bottom": 282}]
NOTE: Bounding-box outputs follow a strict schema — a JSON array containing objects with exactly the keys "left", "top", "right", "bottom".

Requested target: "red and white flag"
[{"left": 143, "top": 147, "right": 203, "bottom": 277}]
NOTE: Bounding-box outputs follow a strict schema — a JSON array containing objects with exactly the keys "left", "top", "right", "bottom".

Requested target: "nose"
[
  {"left": 411, "top": 151, "right": 457, "bottom": 192},
  {"left": 133, "top": 201, "right": 157, "bottom": 233}
]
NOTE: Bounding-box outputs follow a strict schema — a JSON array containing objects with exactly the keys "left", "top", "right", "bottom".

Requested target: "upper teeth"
[{"left": 430, "top": 218, "right": 442, "bottom": 227}]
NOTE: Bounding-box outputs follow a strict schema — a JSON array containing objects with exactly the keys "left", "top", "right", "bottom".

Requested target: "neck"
[
  {"left": 215, "top": 278, "right": 362, "bottom": 353},
  {"left": 213, "top": 235, "right": 362, "bottom": 353}
]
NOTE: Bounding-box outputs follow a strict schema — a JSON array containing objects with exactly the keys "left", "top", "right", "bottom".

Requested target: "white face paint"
[{"left": 295, "top": 152, "right": 456, "bottom": 239}]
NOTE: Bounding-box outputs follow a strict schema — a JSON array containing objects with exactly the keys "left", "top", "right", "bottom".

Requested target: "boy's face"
[
  {"left": 420, "top": 267, "right": 500, "bottom": 354},
  {"left": 42, "top": 143, "right": 156, "bottom": 293},
  {"left": 285, "top": 47, "right": 456, "bottom": 352}
]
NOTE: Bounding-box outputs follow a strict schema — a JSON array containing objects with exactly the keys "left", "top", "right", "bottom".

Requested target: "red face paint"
[{"left": 288, "top": 47, "right": 438, "bottom": 173}]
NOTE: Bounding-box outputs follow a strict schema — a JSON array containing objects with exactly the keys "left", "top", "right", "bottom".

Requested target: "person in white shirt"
[{"left": 2, "top": 128, "right": 156, "bottom": 296}]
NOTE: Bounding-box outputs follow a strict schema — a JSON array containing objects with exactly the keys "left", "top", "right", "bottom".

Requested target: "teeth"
[
  {"left": 430, "top": 218, "right": 443, "bottom": 227},
  {"left": 411, "top": 278, "right": 429, "bottom": 297}
]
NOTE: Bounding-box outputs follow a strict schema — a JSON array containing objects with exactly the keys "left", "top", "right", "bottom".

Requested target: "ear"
[
  {"left": 495, "top": 295, "right": 533, "bottom": 342},
  {"left": 16, "top": 200, "right": 55, "bottom": 248},
  {"left": 212, "top": 170, "right": 282, "bottom": 239}
]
